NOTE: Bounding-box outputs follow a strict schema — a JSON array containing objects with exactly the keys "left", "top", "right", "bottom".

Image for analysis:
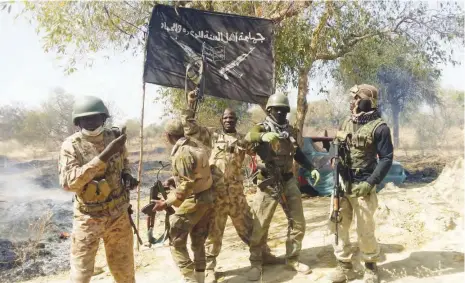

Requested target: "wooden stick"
[{"left": 136, "top": 82, "right": 146, "bottom": 251}]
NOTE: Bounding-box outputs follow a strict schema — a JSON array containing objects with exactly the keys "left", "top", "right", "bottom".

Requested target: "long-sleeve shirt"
[
  {"left": 58, "top": 130, "right": 130, "bottom": 193},
  {"left": 245, "top": 123, "right": 315, "bottom": 171},
  {"left": 366, "top": 124, "right": 394, "bottom": 185}
]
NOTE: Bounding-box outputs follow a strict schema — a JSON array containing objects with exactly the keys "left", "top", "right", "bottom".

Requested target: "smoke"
[{"left": 0, "top": 158, "right": 73, "bottom": 241}]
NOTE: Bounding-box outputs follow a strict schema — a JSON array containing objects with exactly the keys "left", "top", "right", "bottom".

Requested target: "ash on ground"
[{"left": 0, "top": 157, "right": 170, "bottom": 282}]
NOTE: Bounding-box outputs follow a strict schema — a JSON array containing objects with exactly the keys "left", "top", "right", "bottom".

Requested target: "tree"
[
  {"left": 274, "top": 1, "right": 463, "bottom": 146},
  {"left": 124, "top": 118, "right": 141, "bottom": 145},
  {"left": 0, "top": 102, "right": 27, "bottom": 141},
  {"left": 18, "top": 1, "right": 464, "bottom": 147},
  {"left": 335, "top": 37, "right": 442, "bottom": 146}
]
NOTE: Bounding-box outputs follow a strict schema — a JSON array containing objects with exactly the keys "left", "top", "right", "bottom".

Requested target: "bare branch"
[
  {"left": 268, "top": 1, "right": 312, "bottom": 22},
  {"left": 310, "top": 1, "right": 332, "bottom": 53},
  {"left": 103, "top": 5, "right": 147, "bottom": 36},
  {"left": 103, "top": 5, "right": 133, "bottom": 36}
]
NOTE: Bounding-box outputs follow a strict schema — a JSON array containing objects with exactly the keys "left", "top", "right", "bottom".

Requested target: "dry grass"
[
  {"left": 0, "top": 140, "right": 54, "bottom": 161},
  {"left": 12, "top": 210, "right": 54, "bottom": 267}
]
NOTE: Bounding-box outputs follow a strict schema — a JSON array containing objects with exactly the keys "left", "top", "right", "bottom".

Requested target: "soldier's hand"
[
  {"left": 187, "top": 90, "right": 199, "bottom": 103},
  {"left": 162, "top": 177, "right": 175, "bottom": 188},
  {"left": 350, "top": 181, "right": 375, "bottom": 198},
  {"left": 152, "top": 199, "right": 167, "bottom": 212},
  {"left": 311, "top": 169, "right": 320, "bottom": 186},
  {"left": 122, "top": 173, "right": 139, "bottom": 190},
  {"left": 261, "top": 132, "right": 280, "bottom": 143},
  {"left": 99, "top": 134, "right": 127, "bottom": 162},
  {"left": 111, "top": 125, "right": 127, "bottom": 137}
]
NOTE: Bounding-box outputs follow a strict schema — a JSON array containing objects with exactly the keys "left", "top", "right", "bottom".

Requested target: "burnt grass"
[{"left": 0, "top": 156, "right": 171, "bottom": 282}]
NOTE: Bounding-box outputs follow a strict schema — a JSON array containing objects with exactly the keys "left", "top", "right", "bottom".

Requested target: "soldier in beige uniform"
[
  {"left": 153, "top": 118, "right": 214, "bottom": 283},
  {"left": 180, "top": 93, "right": 281, "bottom": 283},
  {"left": 327, "top": 85, "right": 393, "bottom": 283},
  {"left": 59, "top": 96, "right": 138, "bottom": 283}
]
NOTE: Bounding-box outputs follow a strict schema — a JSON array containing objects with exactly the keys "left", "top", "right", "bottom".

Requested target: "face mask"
[{"left": 81, "top": 126, "right": 104, "bottom": 137}]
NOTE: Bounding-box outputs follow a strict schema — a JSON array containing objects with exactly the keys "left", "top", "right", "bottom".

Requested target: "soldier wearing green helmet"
[
  {"left": 244, "top": 93, "right": 320, "bottom": 281},
  {"left": 327, "top": 84, "right": 393, "bottom": 283},
  {"left": 58, "top": 95, "right": 138, "bottom": 283}
]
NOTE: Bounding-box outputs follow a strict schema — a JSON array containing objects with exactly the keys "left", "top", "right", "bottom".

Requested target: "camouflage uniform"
[
  {"left": 245, "top": 122, "right": 306, "bottom": 267},
  {"left": 165, "top": 118, "right": 214, "bottom": 281},
  {"left": 59, "top": 129, "right": 134, "bottom": 283},
  {"left": 181, "top": 109, "right": 277, "bottom": 274}
]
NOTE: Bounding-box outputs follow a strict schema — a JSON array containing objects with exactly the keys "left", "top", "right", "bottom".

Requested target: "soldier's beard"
[{"left": 81, "top": 126, "right": 104, "bottom": 137}]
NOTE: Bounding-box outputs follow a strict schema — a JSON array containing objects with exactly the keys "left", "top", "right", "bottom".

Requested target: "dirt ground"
[{"left": 18, "top": 157, "right": 464, "bottom": 283}]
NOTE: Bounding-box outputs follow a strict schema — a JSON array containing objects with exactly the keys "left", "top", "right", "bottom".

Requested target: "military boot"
[
  {"left": 204, "top": 269, "right": 216, "bottom": 283},
  {"left": 181, "top": 271, "right": 197, "bottom": 283},
  {"left": 247, "top": 266, "right": 262, "bottom": 281},
  {"left": 285, "top": 259, "right": 312, "bottom": 275},
  {"left": 363, "top": 262, "right": 379, "bottom": 283},
  {"left": 327, "top": 261, "right": 357, "bottom": 283},
  {"left": 262, "top": 252, "right": 286, "bottom": 265}
]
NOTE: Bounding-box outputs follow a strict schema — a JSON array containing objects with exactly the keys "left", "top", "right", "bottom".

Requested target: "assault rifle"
[
  {"left": 258, "top": 161, "right": 294, "bottom": 230},
  {"left": 141, "top": 161, "right": 175, "bottom": 247},
  {"left": 330, "top": 133, "right": 352, "bottom": 245}
]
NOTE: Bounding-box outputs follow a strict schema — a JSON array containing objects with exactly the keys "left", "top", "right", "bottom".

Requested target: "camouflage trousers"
[
  {"left": 70, "top": 207, "right": 135, "bottom": 283},
  {"left": 169, "top": 195, "right": 214, "bottom": 275},
  {"left": 329, "top": 183, "right": 380, "bottom": 263},
  {"left": 249, "top": 177, "right": 306, "bottom": 267},
  {"left": 205, "top": 182, "right": 250, "bottom": 267}
]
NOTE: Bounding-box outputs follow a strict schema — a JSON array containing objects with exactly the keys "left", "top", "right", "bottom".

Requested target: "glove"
[
  {"left": 261, "top": 132, "right": 280, "bottom": 143},
  {"left": 350, "top": 181, "right": 375, "bottom": 198},
  {"left": 310, "top": 169, "right": 320, "bottom": 186},
  {"left": 303, "top": 169, "right": 320, "bottom": 186}
]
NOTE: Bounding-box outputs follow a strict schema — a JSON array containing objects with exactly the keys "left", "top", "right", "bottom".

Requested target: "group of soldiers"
[{"left": 59, "top": 83, "right": 393, "bottom": 283}]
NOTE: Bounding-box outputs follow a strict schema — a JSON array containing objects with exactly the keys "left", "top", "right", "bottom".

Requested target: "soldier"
[
  {"left": 181, "top": 92, "right": 282, "bottom": 283},
  {"left": 58, "top": 96, "right": 138, "bottom": 283},
  {"left": 153, "top": 118, "right": 214, "bottom": 283},
  {"left": 327, "top": 84, "right": 393, "bottom": 283},
  {"left": 244, "top": 93, "right": 320, "bottom": 281},
  {"left": 204, "top": 108, "right": 284, "bottom": 283}
]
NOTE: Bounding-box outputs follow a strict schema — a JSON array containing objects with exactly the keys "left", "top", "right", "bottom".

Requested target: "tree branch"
[
  {"left": 103, "top": 5, "right": 133, "bottom": 37},
  {"left": 268, "top": 1, "right": 312, "bottom": 22},
  {"left": 103, "top": 5, "right": 147, "bottom": 36},
  {"left": 310, "top": 1, "right": 332, "bottom": 53}
]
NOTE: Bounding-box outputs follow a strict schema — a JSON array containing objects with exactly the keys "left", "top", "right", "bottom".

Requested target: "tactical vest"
[
  {"left": 339, "top": 117, "right": 386, "bottom": 172},
  {"left": 172, "top": 138, "right": 212, "bottom": 194},
  {"left": 259, "top": 120, "right": 297, "bottom": 174},
  {"left": 209, "top": 132, "right": 245, "bottom": 184},
  {"left": 71, "top": 129, "right": 128, "bottom": 213}
]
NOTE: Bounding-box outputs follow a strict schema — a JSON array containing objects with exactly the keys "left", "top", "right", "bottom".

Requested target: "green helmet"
[
  {"left": 265, "top": 93, "right": 290, "bottom": 111},
  {"left": 349, "top": 84, "right": 378, "bottom": 108},
  {"left": 72, "top": 96, "right": 109, "bottom": 124}
]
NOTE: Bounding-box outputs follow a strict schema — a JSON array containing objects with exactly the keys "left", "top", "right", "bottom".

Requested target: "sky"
[{"left": 1, "top": 4, "right": 464, "bottom": 126}]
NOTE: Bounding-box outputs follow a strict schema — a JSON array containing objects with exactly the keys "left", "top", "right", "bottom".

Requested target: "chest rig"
[
  {"left": 71, "top": 129, "right": 128, "bottom": 214},
  {"left": 339, "top": 117, "right": 385, "bottom": 172}
]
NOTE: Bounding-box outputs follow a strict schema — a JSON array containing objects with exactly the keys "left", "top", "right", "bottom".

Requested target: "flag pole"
[{"left": 136, "top": 32, "right": 149, "bottom": 251}]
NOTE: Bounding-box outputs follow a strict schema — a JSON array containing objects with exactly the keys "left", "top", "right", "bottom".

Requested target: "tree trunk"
[
  {"left": 293, "top": 66, "right": 311, "bottom": 177},
  {"left": 392, "top": 108, "right": 400, "bottom": 148},
  {"left": 295, "top": 66, "right": 311, "bottom": 146}
]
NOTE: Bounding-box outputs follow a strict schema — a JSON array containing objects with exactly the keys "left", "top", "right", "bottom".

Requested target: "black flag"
[{"left": 143, "top": 4, "right": 274, "bottom": 105}]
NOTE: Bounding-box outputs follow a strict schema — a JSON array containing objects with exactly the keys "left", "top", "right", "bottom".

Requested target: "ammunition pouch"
[
  {"left": 76, "top": 192, "right": 128, "bottom": 214},
  {"left": 80, "top": 178, "right": 112, "bottom": 203}
]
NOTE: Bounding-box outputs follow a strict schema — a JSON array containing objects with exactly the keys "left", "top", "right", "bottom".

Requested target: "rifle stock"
[
  {"left": 260, "top": 163, "right": 294, "bottom": 230},
  {"left": 330, "top": 134, "right": 352, "bottom": 245},
  {"left": 142, "top": 180, "right": 175, "bottom": 246}
]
